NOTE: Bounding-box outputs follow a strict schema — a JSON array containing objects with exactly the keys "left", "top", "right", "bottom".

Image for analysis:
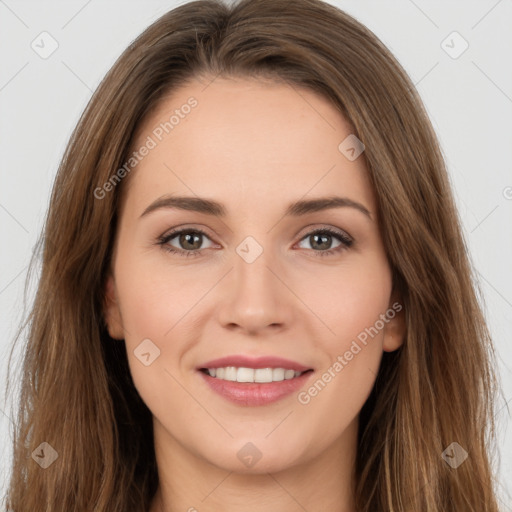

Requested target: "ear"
[
  {"left": 103, "top": 273, "right": 125, "bottom": 340},
  {"left": 382, "top": 289, "right": 406, "bottom": 352}
]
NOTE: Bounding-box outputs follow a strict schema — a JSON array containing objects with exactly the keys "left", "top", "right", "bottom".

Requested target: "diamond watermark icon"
[
  {"left": 237, "top": 442, "right": 263, "bottom": 468},
  {"left": 31, "top": 442, "right": 59, "bottom": 469},
  {"left": 31, "top": 31, "right": 59, "bottom": 59},
  {"left": 338, "top": 134, "right": 365, "bottom": 161},
  {"left": 441, "top": 31, "right": 469, "bottom": 60},
  {"left": 134, "top": 338, "right": 161, "bottom": 366},
  {"left": 441, "top": 441, "right": 468, "bottom": 468},
  {"left": 236, "top": 236, "right": 263, "bottom": 263}
]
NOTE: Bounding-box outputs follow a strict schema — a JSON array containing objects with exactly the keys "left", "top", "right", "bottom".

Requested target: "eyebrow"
[{"left": 140, "top": 194, "right": 372, "bottom": 220}]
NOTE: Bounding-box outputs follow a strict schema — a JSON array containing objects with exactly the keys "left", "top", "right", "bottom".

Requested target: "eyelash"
[{"left": 156, "top": 227, "right": 353, "bottom": 258}]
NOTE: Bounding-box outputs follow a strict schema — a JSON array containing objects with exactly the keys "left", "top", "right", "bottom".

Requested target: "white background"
[{"left": 1, "top": 0, "right": 511, "bottom": 509}]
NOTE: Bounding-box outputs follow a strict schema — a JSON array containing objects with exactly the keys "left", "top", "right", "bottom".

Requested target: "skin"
[{"left": 104, "top": 75, "right": 405, "bottom": 512}]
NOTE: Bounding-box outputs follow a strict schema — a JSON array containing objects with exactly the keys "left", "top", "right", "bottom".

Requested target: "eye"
[
  {"left": 157, "top": 226, "right": 353, "bottom": 258},
  {"left": 157, "top": 228, "right": 215, "bottom": 257},
  {"left": 296, "top": 227, "right": 353, "bottom": 257}
]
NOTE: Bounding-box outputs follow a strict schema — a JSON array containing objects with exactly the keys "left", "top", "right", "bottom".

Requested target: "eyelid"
[
  {"left": 159, "top": 224, "right": 218, "bottom": 243},
  {"left": 294, "top": 223, "right": 353, "bottom": 243},
  {"left": 160, "top": 223, "right": 353, "bottom": 243}
]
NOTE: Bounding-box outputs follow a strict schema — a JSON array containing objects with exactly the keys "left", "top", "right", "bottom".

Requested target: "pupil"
[
  {"left": 312, "top": 233, "right": 331, "bottom": 250},
  {"left": 180, "top": 232, "right": 201, "bottom": 250}
]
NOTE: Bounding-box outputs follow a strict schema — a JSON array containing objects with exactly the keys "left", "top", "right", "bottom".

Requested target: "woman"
[{"left": 5, "top": 0, "right": 501, "bottom": 510}]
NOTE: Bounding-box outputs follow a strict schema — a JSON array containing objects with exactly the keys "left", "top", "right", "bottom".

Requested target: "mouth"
[{"left": 195, "top": 355, "right": 315, "bottom": 406}]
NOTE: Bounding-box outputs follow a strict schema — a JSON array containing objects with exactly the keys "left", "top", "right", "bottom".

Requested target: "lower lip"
[{"left": 198, "top": 370, "right": 314, "bottom": 406}]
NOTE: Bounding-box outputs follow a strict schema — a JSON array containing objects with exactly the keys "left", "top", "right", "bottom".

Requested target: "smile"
[{"left": 198, "top": 367, "right": 314, "bottom": 406}]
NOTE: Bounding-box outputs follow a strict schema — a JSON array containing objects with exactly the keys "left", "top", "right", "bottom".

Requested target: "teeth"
[
  {"left": 226, "top": 367, "right": 237, "bottom": 381},
  {"left": 284, "top": 369, "right": 295, "bottom": 380},
  {"left": 237, "top": 367, "right": 255, "bottom": 382},
  {"left": 272, "top": 368, "right": 285, "bottom": 381},
  {"left": 254, "top": 368, "right": 273, "bottom": 382},
  {"left": 205, "top": 366, "right": 304, "bottom": 383}
]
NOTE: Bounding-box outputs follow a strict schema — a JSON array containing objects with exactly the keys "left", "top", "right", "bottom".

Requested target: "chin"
[{"left": 199, "top": 439, "right": 305, "bottom": 475}]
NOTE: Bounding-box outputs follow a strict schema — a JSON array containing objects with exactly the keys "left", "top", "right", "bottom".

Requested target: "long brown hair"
[{"left": 5, "top": 0, "right": 501, "bottom": 510}]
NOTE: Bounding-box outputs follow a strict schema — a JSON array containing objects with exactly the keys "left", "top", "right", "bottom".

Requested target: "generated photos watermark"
[
  {"left": 297, "top": 301, "right": 403, "bottom": 405},
  {"left": 94, "top": 96, "right": 198, "bottom": 200}
]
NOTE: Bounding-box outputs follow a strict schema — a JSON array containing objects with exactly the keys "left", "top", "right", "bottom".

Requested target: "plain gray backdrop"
[{"left": 1, "top": 0, "right": 511, "bottom": 508}]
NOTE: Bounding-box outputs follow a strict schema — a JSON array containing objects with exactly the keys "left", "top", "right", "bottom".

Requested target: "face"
[{"left": 104, "top": 76, "right": 405, "bottom": 475}]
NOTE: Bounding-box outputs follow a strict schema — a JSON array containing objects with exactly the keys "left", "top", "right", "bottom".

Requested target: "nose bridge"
[
  {"left": 216, "top": 234, "right": 292, "bottom": 331},
  {"left": 232, "top": 234, "right": 280, "bottom": 300}
]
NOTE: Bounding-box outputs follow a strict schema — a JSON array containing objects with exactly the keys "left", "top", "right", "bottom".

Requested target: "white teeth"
[
  {"left": 272, "top": 368, "right": 285, "bottom": 381},
  {"left": 254, "top": 368, "right": 273, "bottom": 382},
  {"left": 204, "top": 366, "right": 304, "bottom": 383},
  {"left": 226, "top": 367, "right": 238, "bottom": 381},
  {"left": 284, "top": 369, "right": 295, "bottom": 380},
  {"left": 237, "top": 367, "right": 254, "bottom": 382}
]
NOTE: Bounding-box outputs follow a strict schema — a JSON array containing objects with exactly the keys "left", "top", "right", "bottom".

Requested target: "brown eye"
[
  {"left": 177, "top": 232, "right": 203, "bottom": 250},
  {"left": 308, "top": 233, "right": 336, "bottom": 250},
  {"left": 297, "top": 228, "right": 353, "bottom": 256},
  {"left": 158, "top": 228, "right": 214, "bottom": 257}
]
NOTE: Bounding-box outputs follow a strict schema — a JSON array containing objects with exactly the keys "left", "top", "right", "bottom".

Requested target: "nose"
[{"left": 216, "top": 245, "right": 295, "bottom": 335}]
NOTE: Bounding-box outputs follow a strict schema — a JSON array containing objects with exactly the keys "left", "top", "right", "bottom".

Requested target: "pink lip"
[
  {"left": 197, "top": 355, "right": 312, "bottom": 372},
  {"left": 198, "top": 370, "right": 314, "bottom": 406}
]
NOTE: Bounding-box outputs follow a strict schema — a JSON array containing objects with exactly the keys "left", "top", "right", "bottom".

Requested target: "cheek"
[
  {"left": 111, "top": 250, "right": 196, "bottom": 398},
  {"left": 114, "top": 245, "right": 204, "bottom": 339},
  {"left": 301, "top": 254, "right": 393, "bottom": 348},
  {"left": 293, "top": 256, "right": 391, "bottom": 416}
]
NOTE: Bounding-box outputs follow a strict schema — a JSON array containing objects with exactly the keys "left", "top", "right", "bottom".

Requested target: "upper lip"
[{"left": 197, "top": 355, "right": 313, "bottom": 372}]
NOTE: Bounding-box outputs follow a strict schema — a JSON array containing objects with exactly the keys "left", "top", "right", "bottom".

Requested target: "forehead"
[{"left": 123, "top": 76, "right": 375, "bottom": 217}]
